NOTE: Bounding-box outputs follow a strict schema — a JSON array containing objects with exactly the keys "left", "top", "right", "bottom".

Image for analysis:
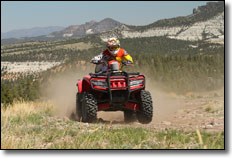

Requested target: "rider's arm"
[{"left": 123, "top": 51, "right": 133, "bottom": 65}]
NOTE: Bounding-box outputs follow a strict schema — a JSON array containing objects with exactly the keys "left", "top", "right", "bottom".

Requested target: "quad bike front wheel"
[
  {"left": 81, "top": 92, "right": 97, "bottom": 123},
  {"left": 136, "top": 90, "right": 153, "bottom": 124}
]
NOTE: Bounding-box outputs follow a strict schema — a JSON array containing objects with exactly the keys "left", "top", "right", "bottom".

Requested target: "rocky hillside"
[{"left": 99, "top": 1, "right": 224, "bottom": 43}]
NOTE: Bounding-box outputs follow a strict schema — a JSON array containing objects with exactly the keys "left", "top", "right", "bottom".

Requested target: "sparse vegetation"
[
  {"left": 205, "top": 104, "right": 216, "bottom": 113},
  {"left": 1, "top": 101, "right": 224, "bottom": 149}
]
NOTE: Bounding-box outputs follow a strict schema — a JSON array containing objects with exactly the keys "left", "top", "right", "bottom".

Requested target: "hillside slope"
[{"left": 99, "top": 1, "right": 224, "bottom": 42}]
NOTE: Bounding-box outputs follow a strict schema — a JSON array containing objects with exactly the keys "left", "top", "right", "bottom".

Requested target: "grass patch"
[
  {"left": 26, "top": 113, "right": 43, "bottom": 125},
  {"left": 205, "top": 104, "right": 216, "bottom": 113},
  {"left": 1, "top": 101, "right": 224, "bottom": 149}
]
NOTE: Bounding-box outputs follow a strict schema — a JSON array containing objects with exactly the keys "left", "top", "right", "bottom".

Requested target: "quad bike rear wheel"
[
  {"left": 136, "top": 90, "right": 153, "bottom": 124},
  {"left": 76, "top": 93, "right": 82, "bottom": 121},
  {"left": 82, "top": 92, "right": 97, "bottom": 123}
]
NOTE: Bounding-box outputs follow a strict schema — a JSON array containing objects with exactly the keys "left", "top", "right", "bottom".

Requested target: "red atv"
[{"left": 76, "top": 60, "right": 153, "bottom": 124}]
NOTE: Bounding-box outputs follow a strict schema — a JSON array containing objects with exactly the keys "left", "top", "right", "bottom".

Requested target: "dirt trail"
[{"left": 44, "top": 70, "right": 224, "bottom": 133}]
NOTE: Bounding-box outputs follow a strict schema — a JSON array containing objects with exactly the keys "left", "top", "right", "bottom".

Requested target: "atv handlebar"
[
  {"left": 90, "top": 60, "right": 102, "bottom": 64},
  {"left": 89, "top": 71, "right": 140, "bottom": 76}
]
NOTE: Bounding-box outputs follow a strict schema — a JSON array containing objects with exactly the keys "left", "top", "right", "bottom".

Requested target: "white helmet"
[{"left": 107, "top": 37, "right": 120, "bottom": 56}]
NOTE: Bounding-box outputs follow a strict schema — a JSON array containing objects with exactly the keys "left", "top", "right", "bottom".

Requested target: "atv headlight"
[
  {"left": 130, "top": 79, "right": 143, "bottom": 87},
  {"left": 92, "top": 80, "right": 108, "bottom": 88}
]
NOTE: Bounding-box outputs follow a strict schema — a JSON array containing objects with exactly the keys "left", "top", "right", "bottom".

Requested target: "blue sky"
[{"left": 1, "top": 1, "right": 210, "bottom": 33}]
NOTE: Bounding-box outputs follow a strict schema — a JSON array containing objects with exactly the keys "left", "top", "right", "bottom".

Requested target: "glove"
[
  {"left": 122, "top": 61, "right": 128, "bottom": 65},
  {"left": 91, "top": 60, "right": 100, "bottom": 64},
  {"left": 122, "top": 60, "right": 133, "bottom": 65},
  {"left": 91, "top": 54, "right": 103, "bottom": 64}
]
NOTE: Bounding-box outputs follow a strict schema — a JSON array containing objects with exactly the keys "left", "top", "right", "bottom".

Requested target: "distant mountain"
[
  {"left": 1, "top": 26, "right": 65, "bottom": 39},
  {"left": 48, "top": 18, "right": 122, "bottom": 39},
  {"left": 1, "top": 18, "right": 122, "bottom": 45},
  {"left": 99, "top": 1, "right": 224, "bottom": 43}
]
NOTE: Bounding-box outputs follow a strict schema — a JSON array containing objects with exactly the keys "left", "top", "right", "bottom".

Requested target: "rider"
[{"left": 91, "top": 37, "right": 133, "bottom": 72}]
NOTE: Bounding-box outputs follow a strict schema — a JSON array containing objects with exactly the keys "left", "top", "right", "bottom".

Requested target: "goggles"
[{"left": 109, "top": 46, "right": 119, "bottom": 51}]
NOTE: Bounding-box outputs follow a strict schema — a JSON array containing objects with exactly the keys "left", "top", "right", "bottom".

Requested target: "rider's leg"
[
  {"left": 95, "top": 64, "right": 103, "bottom": 73},
  {"left": 102, "top": 61, "right": 108, "bottom": 72}
]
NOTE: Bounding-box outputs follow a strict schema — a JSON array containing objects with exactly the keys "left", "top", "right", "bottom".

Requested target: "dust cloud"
[
  {"left": 146, "top": 79, "right": 185, "bottom": 123},
  {"left": 44, "top": 67, "right": 185, "bottom": 124},
  {"left": 43, "top": 70, "right": 89, "bottom": 118}
]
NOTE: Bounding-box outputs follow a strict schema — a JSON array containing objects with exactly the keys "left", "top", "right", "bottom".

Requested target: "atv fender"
[{"left": 77, "top": 80, "right": 83, "bottom": 93}]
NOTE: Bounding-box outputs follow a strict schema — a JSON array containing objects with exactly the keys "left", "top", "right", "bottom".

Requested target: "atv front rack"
[{"left": 89, "top": 71, "right": 145, "bottom": 105}]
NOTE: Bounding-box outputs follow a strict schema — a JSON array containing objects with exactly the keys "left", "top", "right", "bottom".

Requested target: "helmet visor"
[{"left": 109, "top": 46, "right": 119, "bottom": 51}]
